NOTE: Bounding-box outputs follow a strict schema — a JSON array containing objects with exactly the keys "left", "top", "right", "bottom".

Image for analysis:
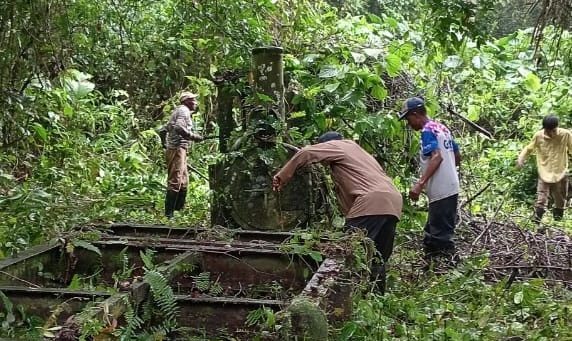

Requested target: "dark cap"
[
  {"left": 398, "top": 97, "right": 425, "bottom": 120},
  {"left": 317, "top": 131, "right": 343, "bottom": 143}
]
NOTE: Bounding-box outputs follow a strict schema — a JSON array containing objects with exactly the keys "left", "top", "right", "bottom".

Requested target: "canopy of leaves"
[{"left": 1, "top": 0, "right": 571, "bottom": 339}]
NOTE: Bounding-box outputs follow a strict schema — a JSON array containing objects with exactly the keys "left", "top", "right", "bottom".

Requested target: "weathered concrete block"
[{"left": 276, "top": 297, "right": 329, "bottom": 341}]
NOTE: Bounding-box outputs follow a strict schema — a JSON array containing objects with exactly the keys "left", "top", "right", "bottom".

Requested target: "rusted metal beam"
[
  {"left": 100, "top": 235, "right": 283, "bottom": 251},
  {"left": 107, "top": 223, "right": 295, "bottom": 244},
  {"left": 92, "top": 239, "right": 288, "bottom": 256},
  {"left": 0, "top": 241, "right": 59, "bottom": 270}
]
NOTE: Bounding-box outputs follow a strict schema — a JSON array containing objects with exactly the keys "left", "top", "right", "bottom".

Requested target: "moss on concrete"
[{"left": 276, "top": 297, "right": 329, "bottom": 340}]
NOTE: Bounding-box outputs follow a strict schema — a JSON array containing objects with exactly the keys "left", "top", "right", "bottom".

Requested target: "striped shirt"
[{"left": 165, "top": 105, "right": 194, "bottom": 149}]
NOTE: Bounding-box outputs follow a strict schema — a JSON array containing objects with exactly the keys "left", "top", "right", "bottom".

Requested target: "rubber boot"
[
  {"left": 164, "top": 190, "right": 178, "bottom": 218},
  {"left": 174, "top": 188, "right": 187, "bottom": 211},
  {"left": 370, "top": 262, "right": 386, "bottom": 295},
  {"left": 532, "top": 207, "right": 545, "bottom": 224},
  {"left": 553, "top": 208, "right": 564, "bottom": 221},
  {"left": 423, "top": 244, "right": 440, "bottom": 261}
]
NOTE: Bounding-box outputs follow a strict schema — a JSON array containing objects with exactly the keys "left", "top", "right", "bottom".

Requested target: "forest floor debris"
[{"left": 395, "top": 211, "right": 572, "bottom": 289}]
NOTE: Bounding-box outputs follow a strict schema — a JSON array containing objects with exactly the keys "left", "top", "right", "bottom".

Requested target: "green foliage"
[
  {"left": 0, "top": 291, "right": 15, "bottom": 329},
  {"left": 1, "top": 0, "right": 572, "bottom": 339},
  {"left": 140, "top": 249, "right": 157, "bottom": 271},
  {"left": 71, "top": 239, "right": 102, "bottom": 257},
  {"left": 118, "top": 295, "right": 144, "bottom": 340},
  {"left": 281, "top": 231, "right": 324, "bottom": 263},
  {"left": 192, "top": 272, "right": 223, "bottom": 296},
  {"left": 246, "top": 306, "right": 276, "bottom": 328},
  {"left": 423, "top": 0, "right": 500, "bottom": 51},
  {"left": 143, "top": 270, "right": 179, "bottom": 333},
  {"left": 339, "top": 263, "right": 572, "bottom": 340},
  {"left": 112, "top": 246, "right": 135, "bottom": 286}
]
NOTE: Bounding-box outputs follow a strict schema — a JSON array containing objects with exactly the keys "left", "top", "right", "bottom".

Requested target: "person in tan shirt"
[
  {"left": 272, "top": 131, "right": 403, "bottom": 293},
  {"left": 517, "top": 115, "right": 572, "bottom": 223}
]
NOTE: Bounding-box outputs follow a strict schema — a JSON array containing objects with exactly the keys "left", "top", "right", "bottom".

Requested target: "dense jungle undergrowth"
[{"left": 1, "top": 0, "right": 572, "bottom": 340}]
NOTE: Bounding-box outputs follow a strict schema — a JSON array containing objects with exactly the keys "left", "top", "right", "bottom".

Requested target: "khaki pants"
[
  {"left": 535, "top": 177, "right": 569, "bottom": 210},
  {"left": 166, "top": 148, "right": 188, "bottom": 192}
]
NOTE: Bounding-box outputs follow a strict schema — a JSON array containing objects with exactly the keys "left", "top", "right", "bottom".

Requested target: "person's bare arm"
[
  {"left": 454, "top": 150, "right": 461, "bottom": 167},
  {"left": 174, "top": 126, "right": 203, "bottom": 141},
  {"left": 517, "top": 135, "right": 537, "bottom": 167},
  {"left": 409, "top": 150, "right": 443, "bottom": 201}
]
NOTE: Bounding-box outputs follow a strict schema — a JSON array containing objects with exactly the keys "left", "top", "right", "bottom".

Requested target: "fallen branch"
[
  {"left": 446, "top": 106, "right": 494, "bottom": 139},
  {"left": 491, "top": 265, "right": 571, "bottom": 271},
  {"left": 470, "top": 199, "right": 506, "bottom": 250},
  {"left": 461, "top": 182, "right": 492, "bottom": 208},
  {"left": 0, "top": 270, "right": 41, "bottom": 288}
]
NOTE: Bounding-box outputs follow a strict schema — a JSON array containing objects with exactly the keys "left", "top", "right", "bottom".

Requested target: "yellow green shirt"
[{"left": 519, "top": 128, "right": 572, "bottom": 183}]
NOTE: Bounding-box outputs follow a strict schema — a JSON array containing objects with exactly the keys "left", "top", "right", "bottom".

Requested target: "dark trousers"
[
  {"left": 345, "top": 214, "right": 398, "bottom": 292},
  {"left": 424, "top": 194, "right": 458, "bottom": 254}
]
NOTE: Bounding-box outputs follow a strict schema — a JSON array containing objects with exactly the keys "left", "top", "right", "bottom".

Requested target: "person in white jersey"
[{"left": 399, "top": 97, "right": 461, "bottom": 258}]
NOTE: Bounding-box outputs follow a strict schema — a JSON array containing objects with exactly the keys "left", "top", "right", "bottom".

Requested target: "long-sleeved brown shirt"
[{"left": 276, "top": 140, "right": 403, "bottom": 219}]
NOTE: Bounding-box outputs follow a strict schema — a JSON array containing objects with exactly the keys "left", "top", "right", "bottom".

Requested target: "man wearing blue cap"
[
  {"left": 272, "top": 132, "right": 403, "bottom": 293},
  {"left": 399, "top": 97, "right": 461, "bottom": 259}
]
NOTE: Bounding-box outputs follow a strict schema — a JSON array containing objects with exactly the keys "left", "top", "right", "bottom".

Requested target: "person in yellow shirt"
[{"left": 517, "top": 115, "right": 572, "bottom": 223}]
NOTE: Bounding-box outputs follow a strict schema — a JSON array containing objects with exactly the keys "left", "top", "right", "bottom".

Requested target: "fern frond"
[
  {"left": 192, "top": 272, "right": 211, "bottom": 292},
  {"left": 140, "top": 249, "right": 157, "bottom": 271},
  {"left": 144, "top": 270, "right": 179, "bottom": 332}
]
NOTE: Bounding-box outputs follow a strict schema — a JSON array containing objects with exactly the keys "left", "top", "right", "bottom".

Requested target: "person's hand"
[
  {"left": 409, "top": 181, "right": 424, "bottom": 201},
  {"left": 516, "top": 157, "right": 524, "bottom": 168},
  {"left": 272, "top": 175, "right": 284, "bottom": 192}
]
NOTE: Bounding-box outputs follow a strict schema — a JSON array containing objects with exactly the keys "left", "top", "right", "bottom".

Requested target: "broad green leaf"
[
  {"left": 371, "top": 85, "right": 388, "bottom": 101},
  {"left": 324, "top": 82, "right": 340, "bottom": 93},
  {"left": 68, "top": 274, "right": 82, "bottom": 289},
  {"left": 393, "top": 42, "right": 414, "bottom": 61},
  {"left": 302, "top": 54, "right": 321, "bottom": 64},
  {"left": 443, "top": 55, "right": 463, "bottom": 69},
  {"left": 63, "top": 70, "right": 95, "bottom": 98},
  {"left": 513, "top": 290, "right": 523, "bottom": 304},
  {"left": 523, "top": 73, "right": 541, "bottom": 92},
  {"left": 363, "top": 48, "right": 383, "bottom": 59},
  {"left": 256, "top": 93, "right": 274, "bottom": 103},
  {"left": 467, "top": 105, "right": 480, "bottom": 121},
  {"left": 318, "top": 65, "right": 339, "bottom": 78},
  {"left": 367, "top": 14, "right": 382, "bottom": 24},
  {"left": 289, "top": 111, "right": 306, "bottom": 119},
  {"left": 351, "top": 52, "right": 366, "bottom": 64},
  {"left": 308, "top": 250, "right": 323, "bottom": 262},
  {"left": 340, "top": 91, "right": 354, "bottom": 102},
  {"left": 385, "top": 53, "right": 401, "bottom": 77},
  {"left": 385, "top": 17, "right": 398, "bottom": 28},
  {"left": 32, "top": 123, "right": 48, "bottom": 142},
  {"left": 472, "top": 55, "right": 482, "bottom": 69},
  {"left": 66, "top": 79, "right": 95, "bottom": 98},
  {"left": 72, "top": 240, "right": 102, "bottom": 256},
  {"left": 496, "top": 33, "right": 517, "bottom": 47},
  {"left": 314, "top": 113, "right": 326, "bottom": 130},
  {"left": 209, "top": 64, "right": 218, "bottom": 78},
  {"left": 63, "top": 104, "right": 73, "bottom": 118}
]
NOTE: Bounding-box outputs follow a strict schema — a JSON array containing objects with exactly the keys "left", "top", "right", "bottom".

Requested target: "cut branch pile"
[
  {"left": 396, "top": 212, "right": 572, "bottom": 289},
  {"left": 457, "top": 214, "right": 571, "bottom": 288}
]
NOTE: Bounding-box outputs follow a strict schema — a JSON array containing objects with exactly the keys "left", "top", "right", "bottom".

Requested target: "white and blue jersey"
[{"left": 420, "top": 120, "right": 460, "bottom": 203}]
